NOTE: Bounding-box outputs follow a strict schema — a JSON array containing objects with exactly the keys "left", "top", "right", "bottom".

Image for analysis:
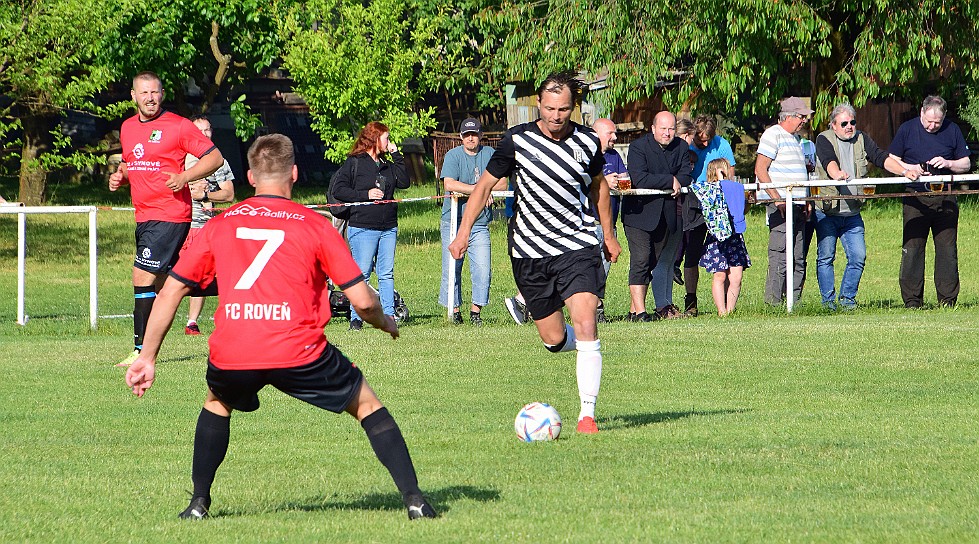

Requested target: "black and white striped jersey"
[{"left": 486, "top": 121, "right": 605, "bottom": 258}]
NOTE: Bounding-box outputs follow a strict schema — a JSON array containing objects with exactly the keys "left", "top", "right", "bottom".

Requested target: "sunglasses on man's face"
[{"left": 838, "top": 120, "right": 856, "bottom": 128}]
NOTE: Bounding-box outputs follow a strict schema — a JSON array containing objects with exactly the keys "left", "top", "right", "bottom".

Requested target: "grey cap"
[{"left": 780, "top": 96, "right": 815, "bottom": 116}]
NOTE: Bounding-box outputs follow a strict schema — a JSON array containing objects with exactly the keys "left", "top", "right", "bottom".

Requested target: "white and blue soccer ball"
[{"left": 514, "top": 402, "right": 562, "bottom": 442}]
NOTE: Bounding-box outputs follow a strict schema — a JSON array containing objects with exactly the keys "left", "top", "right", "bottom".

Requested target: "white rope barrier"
[
  {"left": 5, "top": 172, "right": 977, "bottom": 326},
  {"left": 446, "top": 174, "right": 979, "bottom": 318}
]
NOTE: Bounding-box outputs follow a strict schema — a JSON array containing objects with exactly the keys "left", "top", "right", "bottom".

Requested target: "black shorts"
[
  {"left": 511, "top": 245, "right": 605, "bottom": 320},
  {"left": 134, "top": 220, "right": 191, "bottom": 274},
  {"left": 205, "top": 344, "right": 364, "bottom": 413},
  {"left": 623, "top": 223, "right": 670, "bottom": 285}
]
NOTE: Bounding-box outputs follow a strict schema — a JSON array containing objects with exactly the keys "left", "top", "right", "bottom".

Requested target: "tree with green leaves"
[
  {"left": 98, "top": 0, "right": 289, "bottom": 140},
  {"left": 281, "top": 0, "right": 446, "bottom": 162},
  {"left": 2, "top": 0, "right": 290, "bottom": 204},
  {"left": 0, "top": 0, "right": 126, "bottom": 204},
  {"left": 476, "top": 0, "right": 979, "bottom": 127}
]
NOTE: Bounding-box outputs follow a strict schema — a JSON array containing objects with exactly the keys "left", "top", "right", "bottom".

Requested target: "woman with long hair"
[{"left": 330, "top": 121, "right": 411, "bottom": 330}]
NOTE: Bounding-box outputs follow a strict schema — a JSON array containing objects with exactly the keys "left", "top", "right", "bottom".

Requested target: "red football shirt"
[
  {"left": 120, "top": 111, "right": 217, "bottom": 223},
  {"left": 171, "top": 196, "right": 365, "bottom": 370}
]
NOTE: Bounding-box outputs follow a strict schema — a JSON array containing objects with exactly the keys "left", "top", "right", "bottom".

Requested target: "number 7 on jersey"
[{"left": 234, "top": 227, "right": 285, "bottom": 289}]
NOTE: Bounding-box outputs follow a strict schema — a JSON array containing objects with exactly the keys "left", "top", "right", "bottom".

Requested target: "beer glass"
[
  {"left": 617, "top": 173, "right": 632, "bottom": 191},
  {"left": 862, "top": 185, "right": 876, "bottom": 195}
]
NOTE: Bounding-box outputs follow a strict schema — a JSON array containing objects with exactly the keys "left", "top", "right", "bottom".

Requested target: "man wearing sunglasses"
[{"left": 813, "top": 103, "right": 918, "bottom": 310}]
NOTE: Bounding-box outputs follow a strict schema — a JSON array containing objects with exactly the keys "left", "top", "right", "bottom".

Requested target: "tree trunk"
[{"left": 18, "top": 114, "right": 55, "bottom": 205}]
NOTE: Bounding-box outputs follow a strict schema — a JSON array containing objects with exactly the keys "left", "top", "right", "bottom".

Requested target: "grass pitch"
[{"left": 2, "top": 185, "right": 979, "bottom": 542}]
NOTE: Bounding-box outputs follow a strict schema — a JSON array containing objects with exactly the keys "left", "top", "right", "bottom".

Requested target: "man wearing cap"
[
  {"left": 755, "top": 96, "right": 814, "bottom": 306},
  {"left": 440, "top": 118, "right": 506, "bottom": 325}
]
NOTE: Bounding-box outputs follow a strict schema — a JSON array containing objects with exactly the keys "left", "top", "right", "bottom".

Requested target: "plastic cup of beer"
[
  {"left": 811, "top": 185, "right": 820, "bottom": 196},
  {"left": 617, "top": 174, "right": 632, "bottom": 191},
  {"left": 929, "top": 181, "right": 944, "bottom": 192},
  {"left": 862, "top": 185, "right": 876, "bottom": 195}
]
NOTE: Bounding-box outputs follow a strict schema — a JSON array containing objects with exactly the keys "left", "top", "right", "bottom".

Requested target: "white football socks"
[{"left": 576, "top": 339, "right": 602, "bottom": 421}]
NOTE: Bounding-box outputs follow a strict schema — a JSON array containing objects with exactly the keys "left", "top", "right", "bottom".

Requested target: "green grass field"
[{"left": 2, "top": 184, "right": 979, "bottom": 542}]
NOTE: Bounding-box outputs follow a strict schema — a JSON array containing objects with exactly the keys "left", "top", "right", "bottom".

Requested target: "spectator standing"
[
  {"left": 591, "top": 118, "right": 625, "bottom": 323},
  {"left": 754, "top": 97, "right": 813, "bottom": 306},
  {"left": 439, "top": 118, "right": 506, "bottom": 326},
  {"left": 450, "top": 73, "right": 621, "bottom": 434},
  {"left": 814, "top": 103, "right": 917, "bottom": 309},
  {"left": 183, "top": 115, "right": 236, "bottom": 335},
  {"left": 644, "top": 119, "right": 696, "bottom": 320},
  {"left": 646, "top": 117, "right": 695, "bottom": 321},
  {"left": 623, "top": 111, "right": 692, "bottom": 321},
  {"left": 330, "top": 121, "right": 411, "bottom": 330},
  {"left": 124, "top": 134, "right": 436, "bottom": 521},
  {"left": 799, "top": 131, "right": 819, "bottom": 279},
  {"left": 888, "top": 95, "right": 972, "bottom": 308},
  {"left": 690, "top": 158, "right": 750, "bottom": 315},
  {"left": 109, "top": 71, "right": 223, "bottom": 367},
  {"left": 682, "top": 114, "right": 737, "bottom": 316}
]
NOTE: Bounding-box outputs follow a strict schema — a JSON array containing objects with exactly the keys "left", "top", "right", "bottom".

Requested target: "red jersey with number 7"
[
  {"left": 120, "top": 110, "right": 218, "bottom": 223},
  {"left": 170, "top": 195, "right": 365, "bottom": 370}
]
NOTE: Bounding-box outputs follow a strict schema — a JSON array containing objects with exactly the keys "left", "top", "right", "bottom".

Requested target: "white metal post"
[
  {"left": 2, "top": 205, "right": 98, "bottom": 327},
  {"left": 447, "top": 193, "right": 458, "bottom": 320},
  {"left": 17, "top": 212, "right": 26, "bottom": 325},
  {"left": 89, "top": 209, "right": 98, "bottom": 330},
  {"left": 785, "top": 188, "right": 795, "bottom": 313}
]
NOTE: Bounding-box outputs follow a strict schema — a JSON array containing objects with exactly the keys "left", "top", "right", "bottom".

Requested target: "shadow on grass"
[
  {"left": 216, "top": 484, "right": 500, "bottom": 518},
  {"left": 861, "top": 298, "right": 978, "bottom": 310},
  {"left": 602, "top": 409, "right": 749, "bottom": 430},
  {"left": 160, "top": 353, "right": 208, "bottom": 364}
]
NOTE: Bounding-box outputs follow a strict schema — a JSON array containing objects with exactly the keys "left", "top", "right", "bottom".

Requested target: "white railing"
[{"left": 0, "top": 204, "right": 99, "bottom": 329}]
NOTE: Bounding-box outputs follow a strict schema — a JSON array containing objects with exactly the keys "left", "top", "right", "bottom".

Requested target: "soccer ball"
[{"left": 514, "top": 402, "right": 562, "bottom": 442}]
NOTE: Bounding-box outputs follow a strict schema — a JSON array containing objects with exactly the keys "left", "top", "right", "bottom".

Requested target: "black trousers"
[{"left": 901, "top": 195, "right": 959, "bottom": 307}]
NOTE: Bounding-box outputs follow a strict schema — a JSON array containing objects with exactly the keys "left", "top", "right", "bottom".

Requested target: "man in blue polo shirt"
[{"left": 888, "top": 95, "right": 972, "bottom": 308}]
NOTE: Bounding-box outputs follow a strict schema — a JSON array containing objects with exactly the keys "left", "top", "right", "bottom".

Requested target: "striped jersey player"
[{"left": 449, "top": 72, "right": 621, "bottom": 434}]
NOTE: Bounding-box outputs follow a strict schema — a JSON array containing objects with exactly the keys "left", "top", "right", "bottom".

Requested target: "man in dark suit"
[{"left": 623, "top": 111, "right": 693, "bottom": 321}]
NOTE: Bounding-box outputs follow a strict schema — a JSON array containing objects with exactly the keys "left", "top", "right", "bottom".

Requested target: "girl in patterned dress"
[{"left": 691, "top": 158, "right": 750, "bottom": 316}]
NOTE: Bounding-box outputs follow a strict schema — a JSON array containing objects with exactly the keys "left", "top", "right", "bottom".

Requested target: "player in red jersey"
[
  {"left": 109, "top": 71, "right": 224, "bottom": 367},
  {"left": 124, "top": 134, "right": 437, "bottom": 521}
]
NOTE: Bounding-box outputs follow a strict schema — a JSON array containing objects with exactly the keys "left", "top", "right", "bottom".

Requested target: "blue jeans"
[
  {"left": 814, "top": 210, "right": 866, "bottom": 308},
  {"left": 440, "top": 219, "right": 491, "bottom": 309},
  {"left": 347, "top": 226, "right": 398, "bottom": 319}
]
